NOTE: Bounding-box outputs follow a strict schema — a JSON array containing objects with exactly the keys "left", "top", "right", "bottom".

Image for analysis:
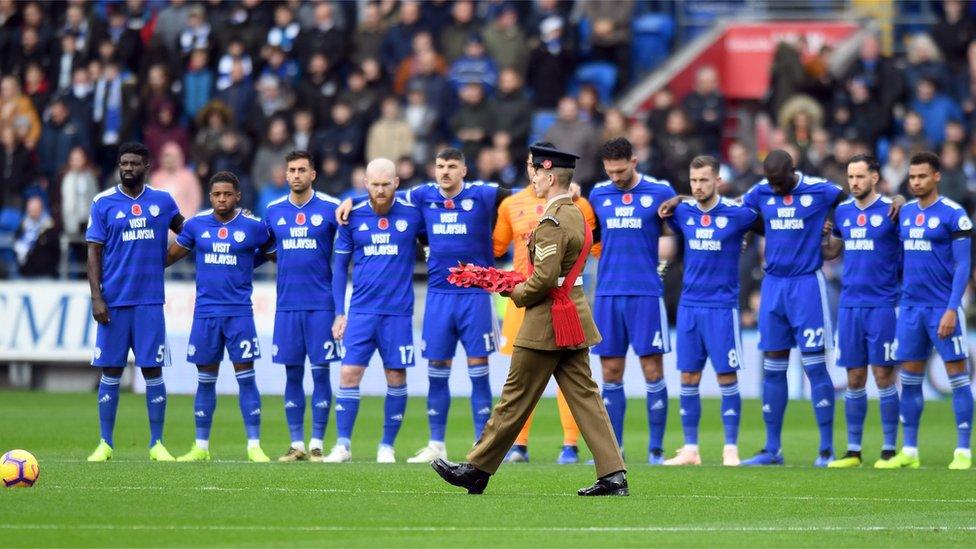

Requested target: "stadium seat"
[
  {"left": 529, "top": 111, "right": 558, "bottom": 146},
  {"left": 631, "top": 14, "right": 674, "bottom": 78},
  {"left": 568, "top": 62, "right": 618, "bottom": 104},
  {"left": 0, "top": 207, "right": 22, "bottom": 272}
]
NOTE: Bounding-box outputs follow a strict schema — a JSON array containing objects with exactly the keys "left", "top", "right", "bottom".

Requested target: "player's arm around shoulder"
[
  {"left": 511, "top": 218, "right": 565, "bottom": 308},
  {"left": 167, "top": 218, "right": 194, "bottom": 266}
]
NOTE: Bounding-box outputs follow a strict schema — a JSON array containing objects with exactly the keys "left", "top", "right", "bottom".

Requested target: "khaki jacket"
[{"left": 511, "top": 194, "right": 601, "bottom": 351}]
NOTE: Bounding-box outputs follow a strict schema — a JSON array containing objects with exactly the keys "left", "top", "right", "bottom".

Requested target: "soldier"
[{"left": 431, "top": 145, "right": 628, "bottom": 496}]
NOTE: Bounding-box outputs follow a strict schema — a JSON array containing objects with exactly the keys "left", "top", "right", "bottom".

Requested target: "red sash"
[{"left": 541, "top": 225, "right": 592, "bottom": 347}]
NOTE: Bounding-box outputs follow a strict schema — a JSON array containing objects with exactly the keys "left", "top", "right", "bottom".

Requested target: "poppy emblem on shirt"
[
  {"left": 782, "top": 195, "right": 794, "bottom": 206},
  {"left": 295, "top": 213, "right": 306, "bottom": 225},
  {"left": 444, "top": 199, "right": 455, "bottom": 210},
  {"left": 856, "top": 214, "right": 867, "bottom": 227},
  {"left": 915, "top": 214, "right": 925, "bottom": 226},
  {"left": 700, "top": 214, "right": 712, "bottom": 227},
  {"left": 622, "top": 193, "right": 633, "bottom": 205},
  {"left": 378, "top": 218, "right": 390, "bottom": 230},
  {"left": 541, "top": 159, "right": 553, "bottom": 170},
  {"left": 217, "top": 227, "right": 229, "bottom": 239},
  {"left": 131, "top": 204, "right": 143, "bottom": 216},
  {"left": 149, "top": 205, "right": 160, "bottom": 217},
  {"left": 396, "top": 219, "right": 408, "bottom": 232},
  {"left": 535, "top": 204, "right": 544, "bottom": 216}
]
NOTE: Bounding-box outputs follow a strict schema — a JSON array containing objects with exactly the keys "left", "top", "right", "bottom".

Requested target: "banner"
[{"left": 0, "top": 281, "right": 969, "bottom": 399}]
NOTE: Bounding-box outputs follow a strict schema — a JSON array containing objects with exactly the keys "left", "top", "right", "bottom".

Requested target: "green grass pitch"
[{"left": 1, "top": 389, "right": 975, "bottom": 547}]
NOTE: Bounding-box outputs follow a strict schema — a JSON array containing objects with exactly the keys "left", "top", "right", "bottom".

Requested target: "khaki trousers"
[{"left": 467, "top": 346, "right": 626, "bottom": 478}]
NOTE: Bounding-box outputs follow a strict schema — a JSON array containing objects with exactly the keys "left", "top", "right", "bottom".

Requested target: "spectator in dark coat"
[
  {"left": 37, "top": 100, "right": 87, "bottom": 183},
  {"left": 316, "top": 101, "right": 364, "bottom": 168},
  {"left": 216, "top": 61, "right": 256, "bottom": 133},
  {"left": 932, "top": 0, "right": 975, "bottom": 94},
  {"left": 487, "top": 68, "right": 532, "bottom": 151},
  {"left": 380, "top": 1, "right": 428, "bottom": 73},
  {"left": 0, "top": 128, "right": 36, "bottom": 212},
  {"left": 145, "top": 101, "right": 189, "bottom": 165},
  {"left": 295, "top": 2, "right": 345, "bottom": 67},
  {"left": 526, "top": 17, "right": 574, "bottom": 109},
  {"left": 99, "top": 7, "right": 142, "bottom": 73},
  {"left": 14, "top": 196, "right": 59, "bottom": 278},
  {"left": 451, "top": 83, "right": 493, "bottom": 162},
  {"left": 440, "top": 0, "right": 481, "bottom": 63},
  {"left": 682, "top": 65, "right": 726, "bottom": 156},
  {"left": 723, "top": 141, "right": 762, "bottom": 196},
  {"left": 297, "top": 53, "right": 341, "bottom": 128},
  {"left": 842, "top": 34, "right": 904, "bottom": 112},
  {"left": 353, "top": 2, "right": 387, "bottom": 64}
]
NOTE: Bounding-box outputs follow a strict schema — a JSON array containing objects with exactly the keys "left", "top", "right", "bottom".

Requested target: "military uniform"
[{"left": 467, "top": 150, "right": 626, "bottom": 479}]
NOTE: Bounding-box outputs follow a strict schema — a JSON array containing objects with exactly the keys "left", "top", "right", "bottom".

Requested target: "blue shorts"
[
  {"left": 342, "top": 312, "right": 415, "bottom": 369},
  {"left": 273, "top": 310, "right": 342, "bottom": 365},
  {"left": 896, "top": 305, "right": 968, "bottom": 362},
  {"left": 188, "top": 315, "right": 260, "bottom": 364},
  {"left": 836, "top": 307, "right": 897, "bottom": 368},
  {"left": 92, "top": 305, "right": 169, "bottom": 368},
  {"left": 676, "top": 305, "right": 743, "bottom": 374},
  {"left": 422, "top": 291, "right": 497, "bottom": 361},
  {"left": 592, "top": 295, "right": 670, "bottom": 357},
  {"left": 759, "top": 272, "right": 833, "bottom": 353}
]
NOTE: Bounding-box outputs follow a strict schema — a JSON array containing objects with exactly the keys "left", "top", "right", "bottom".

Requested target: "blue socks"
[
  {"left": 427, "top": 366, "right": 451, "bottom": 442},
  {"left": 335, "top": 386, "right": 360, "bottom": 449},
  {"left": 311, "top": 365, "right": 332, "bottom": 441},
  {"left": 878, "top": 384, "right": 900, "bottom": 451},
  {"left": 382, "top": 384, "right": 408, "bottom": 447},
  {"left": 646, "top": 378, "right": 667, "bottom": 451},
  {"left": 194, "top": 371, "right": 218, "bottom": 442},
  {"left": 283, "top": 365, "right": 306, "bottom": 444},
  {"left": 235, "top": 369, "right": 261, "bottom": 441},
  {"left": 719, "top": 381, "right": 741, "bottom": 445},
  {"left": 802, "top": 352, "right": 834, "bottom": 453},
  {"left": 899, "top": 371, "right": 924, "bottom": 448},
  {"left": 950, "top": 373, "right": 973, "bottom": 450},
  {"left": 468, "top": 364, "right": 492, "bottom": 440},
  {"left": 144, "top": 375, "right": 167, "bottom": 447},
  {"left": 844, "top": 387, "right": 867, "bottom": 452},
  {"left": 679, "top": 384, "right": 701, "bottom": 446},
  {"left": 761, "top": 357, "right": 789, "bottom": 453},
  {"left": 602, "top": 381, "right": 626, "bottom": 446},
  {"left": 97, "top": 373, "right": 122, "bottom": 447}
]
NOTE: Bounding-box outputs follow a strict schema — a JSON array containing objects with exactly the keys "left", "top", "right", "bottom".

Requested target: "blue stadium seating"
[
  {"left": 631, "top": 14, "right": 674, "bottom": 78},
  {"left": 529, "top": 111, "right": 558, "bottom": 145},
  {"left": 568, "top": 62, "right": 618, "bottom": 104}
]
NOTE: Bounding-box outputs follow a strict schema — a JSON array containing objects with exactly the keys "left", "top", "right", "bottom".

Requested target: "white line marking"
[{"left": 1, "top": 524, "right": 975, "bottom": 533}]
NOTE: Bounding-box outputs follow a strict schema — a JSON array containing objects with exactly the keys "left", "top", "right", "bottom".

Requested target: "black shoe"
[
  {"left": 431, "top": 458, "right": 490, "bottom": 495},
  {"left": 577, "top": 470, "right": 629, "bottom": 496},
  {"left": 880, "top": 449, "right": 896, "bottom": 461}
]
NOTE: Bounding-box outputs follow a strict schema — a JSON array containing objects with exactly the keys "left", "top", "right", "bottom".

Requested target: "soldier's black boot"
[
  {"left": 431, "top": 458, "right": 490, "bottom": 494},
  {"left": 578, "top": 470, "right": 629, "bottom": 496}
]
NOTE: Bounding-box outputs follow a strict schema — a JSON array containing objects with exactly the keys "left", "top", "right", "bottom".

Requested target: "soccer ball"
[{"left": 1, "top": 449, "right": 39, "bottom": 488}]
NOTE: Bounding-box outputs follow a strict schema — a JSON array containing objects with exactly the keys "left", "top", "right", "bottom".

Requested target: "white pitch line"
[
  {"left": 1, "top": 524, "right": 975, "bottom": 534},
  {"left": 37, "top": 485, "right": 976, "bottom": 504}
]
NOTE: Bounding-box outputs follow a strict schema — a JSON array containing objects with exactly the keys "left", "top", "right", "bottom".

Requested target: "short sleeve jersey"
[
  {"left": 176, "top": 210, "right": 270, "bottom": 318},
  {"left": 334, "top": 198, "right": 426, "bottom": 316},
  {"left": 589, "top": 174, "right": 677, "bottom": 296},
  {"left": 264, "top": 192, "right": 341, "bottom": 311},
  {"left": 85, "top": 185, "right": 180, "bottom": 307},
  {"left": 831, "top": 196, "right": 901, "bottom": 307},
  {"left": 899, "top": 196, "right": 973, "bottom": 307},
  {"left": 742, "top": 172, "right": 844, "bottom": 277},
  {"left": 406, "top": 181, "right": 499, "bottom": 293},
  {"left": 667, "top": 197, "right": 758, "bottom": 308}
]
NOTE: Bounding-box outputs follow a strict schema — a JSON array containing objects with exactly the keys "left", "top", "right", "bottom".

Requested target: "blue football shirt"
[
  {"left": 668, "top": 197, "right": 758, "bottom": 308},
  {"left": 264, "top": 192, "right": 341, "bottom": 311},
  {"left": 334, "top": 198, "right": 425, "bottom": 316},
  {"left": 742, "top": 172, "right": 844, "bottom": 277},
  {"left": 85, "top": 185, "right": 180, "bottom": 307},
  {"left": 176, "top": 209, "right": 271, "bottom": 318},
  {"left": 405, "top": 181, "right": 499, "bottom": 294},
  {"left": 899, "top": 196, "right": 973, "bottom": 307},
  {"left": 831, "top": 195, "right": 901, "bottom": 307},
  {"left": 589, "top": 174, "right": 677, "bottom": 296}
]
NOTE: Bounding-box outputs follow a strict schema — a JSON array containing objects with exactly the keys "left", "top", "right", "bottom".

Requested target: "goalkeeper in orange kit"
[{"left": 492, "top": 143, "right": 599, "bottom": 464}]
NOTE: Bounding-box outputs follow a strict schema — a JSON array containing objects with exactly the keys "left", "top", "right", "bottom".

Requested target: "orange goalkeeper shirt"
[{"left": 493, "top": 187, "right": 597, "bottom": 354}]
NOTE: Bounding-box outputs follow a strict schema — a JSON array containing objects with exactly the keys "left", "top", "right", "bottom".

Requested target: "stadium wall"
[{"left": 0, "top": 281, "right": 968, "bottom": 400}]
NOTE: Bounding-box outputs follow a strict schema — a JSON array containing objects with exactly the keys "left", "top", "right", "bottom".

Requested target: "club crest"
[
  {"left": 233, "top": 230, "right": 246, "bottom": 243},
  {"left": 311, "top": 214, "right": 323, "bottom": 227},
  {"left": 461, "top": 199, "right": 474, "bottom": 211},
  {"left": 715, "top": 216, "right": 728, "bottom": 229},
  {"left": 961, "top": 217, "right": 973, "bottom": 231},
  {"left": 149, "top": 205, "right": 160, "bottom": 217},
  {"left": 640, "top": 195, "right": 653, "bottom": 208},
  {"left": 395, "top": 219, "right": 408, "bottom": 232},
  {"left": 870, "top": 215, "right": 883, "bottom": 227},
  {"left": 927, "top": 217, "right": 940, "bottom": 229},
  {"left": 800, "top": 195, "right": 813, "bottom": 207}
]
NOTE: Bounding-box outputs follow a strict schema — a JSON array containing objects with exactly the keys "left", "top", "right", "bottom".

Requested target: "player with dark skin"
[
  {"left": 88, "top": 149, "right": 185, "bottom": 382},
  {"left": 165, "top": 181, "right": 258, "bottom": 378}
]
